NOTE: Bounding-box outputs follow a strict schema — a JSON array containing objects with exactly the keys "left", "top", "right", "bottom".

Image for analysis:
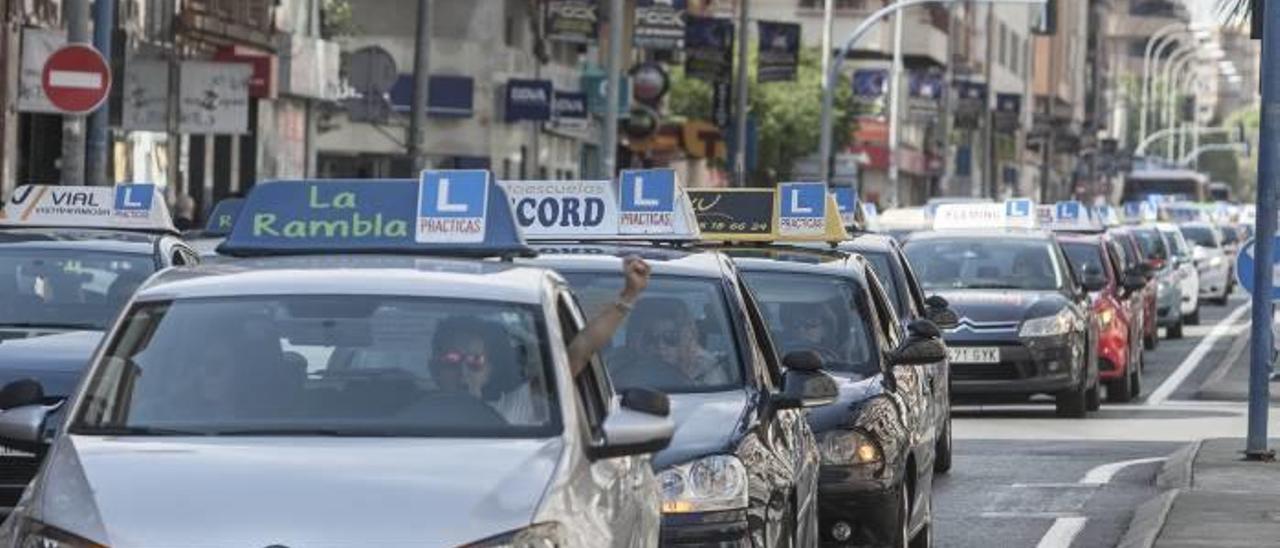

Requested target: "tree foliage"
[{"left": 666, "top": 47, "right": 858, "bottom": 185}]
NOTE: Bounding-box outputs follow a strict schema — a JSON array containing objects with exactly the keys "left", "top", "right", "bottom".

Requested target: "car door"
[
  {"left": 895, "top": 248, "right": 948, "bottom": 427},
  {"left": 1106, "top": 240, "right": 1142, "bottom": 356},
  {"left": 553, "top": 291, "right": 652, "bottom": 548}
]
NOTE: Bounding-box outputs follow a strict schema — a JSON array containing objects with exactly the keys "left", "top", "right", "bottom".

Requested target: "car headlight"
[
  {"left": 1019, "top": 309, "right": 1075, "bottom": 338},
  {"left": 15, "top": 520, "right": 105, "bottom": 548},
  {"left": 819, "top": 430, "right": 883, "bottom": 466},
  {"left": 1099, "top": 308, "right": 1115, "bottom": 327},
  {"left": 463, "top": 522, "right": 567, "bottom": 548},
  {"left": 1209, "top": 256, "right": 1224, "bottom": 268},
  {"left": 658, "top": 455, "right": 748, "bottom": 514}
]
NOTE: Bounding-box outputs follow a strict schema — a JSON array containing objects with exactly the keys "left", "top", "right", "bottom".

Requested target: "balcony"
[{"left": 901, "top": 12, "right": 949, "bottom": 67}]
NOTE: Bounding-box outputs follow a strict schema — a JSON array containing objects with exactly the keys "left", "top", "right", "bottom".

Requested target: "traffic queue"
[{"left": 0, "top": 171, "right": 1252, "bottom": 548}]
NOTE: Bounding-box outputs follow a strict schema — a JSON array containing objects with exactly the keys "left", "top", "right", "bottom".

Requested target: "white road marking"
[
  {"left": 48, "top": 70, "right": 103, "bottom": 89},
  {"left": 1035, "top": 516, "right": 1087, "bottom": 548},
  {"left": 1029, "top": 456, "right": 1168, "bottom": 548},
  {"left": 1145, "top": 303, "right": 1251, "bottom": 406}
]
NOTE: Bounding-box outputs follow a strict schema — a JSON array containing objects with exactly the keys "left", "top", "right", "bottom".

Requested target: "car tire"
[
  {"left": 934, "top": 418, "right": 953, "bottom": 474},
  {"left": 909, "top": 495, "right": 933, "bottom": 548},
  {"left": 1056, "top": 376, "right": 1088, "bottom": 418},
  {"left": 1144, "top": 328, "right": 1157, "bottom": 350},
  {"left": 1168, "top": 320, "right": 1184, "bottom": 339},
  {"left": 1108, "top": 362, "right": 1134, "bottom": 403},
  {"left": 1186, "top": 306, "right": 1201, "bottom": 325},
  {"left": 1213, "top": 292, "right": 1230, "bottom": 306},
  {"left": 890, "top": 485, "right": 911, "bottom": 548},
  {"left": 1086, "top": 380, "right": 1102, "bottom": 411},
  {"left": 1130, "top": 358, "right": 1143, "bottom": 399}
]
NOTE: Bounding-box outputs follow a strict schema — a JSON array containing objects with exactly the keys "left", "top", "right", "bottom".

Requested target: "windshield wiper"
[
  {"left": 75, "top": 425, "right": 211, "bottom": 436},
  {"left": 0, "top": 322, "right": 101, "bottom": 331}
]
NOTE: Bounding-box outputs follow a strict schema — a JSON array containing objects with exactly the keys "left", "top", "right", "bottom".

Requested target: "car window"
[
  {"left": 73, "top": 295, "right": 562, "bottom": 437},
  {"left": 557, "top": 294, "right": 606, "bottom": 439},
  {"left": 562, "top": 273, "right": 744, "bottom": 393},
  {"left": 1132, "top": 228, "right": 1170, "bottom": 259},
  {"left": 1180, "top": 226, "right": 1220, "bottom": 248},
  {"left": 903, "top": 237, "right": 1063, "bottom": 291},
  {"left": 1220, "top": 227, "right": 1240, "bottom": 245},
  {"left": 861, "top": 251, "right": 902, "bottom": 311},
  {"left": 0, "top": 249, "right": 155, "bottom": 330},
  {"left": 867, "top": 273, "right": 902, "bottom": 350},
  {"left": 1061, "top": 242, "right": 1110, "bottom": 283},
  {"left": 741, "top": 271, "right": 878, "bottom": 378}
]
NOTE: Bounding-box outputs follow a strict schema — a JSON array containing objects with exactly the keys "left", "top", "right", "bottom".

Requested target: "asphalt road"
[{"left": 934, "top": 291, "right": 1258, "bottom": 548}]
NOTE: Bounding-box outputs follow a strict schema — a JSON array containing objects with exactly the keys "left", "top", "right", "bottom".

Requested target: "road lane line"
[
  {"left": 1035, "top": 516, "right": 1087, "bottom": 548},
  {"left": 1145, "top": 303, "right": 1251, "bottom": 406},
  {"left": 1078, "top": 457, "right": 1166, "bottom": 484}
]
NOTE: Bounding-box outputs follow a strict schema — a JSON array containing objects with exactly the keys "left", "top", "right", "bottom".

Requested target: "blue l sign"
[
  {"left": 1006, "top": 198, "right": 1032, "bottom": 218},
  {"left": 114, "top": 184, "right": 155, "bottom": 212},
  {"left": 619, "top": 169, "right": 677, "bottom": 235},
  {"left": 1055, "top": 201, "right": 1082, "bottom": 221},
  {"left": 779, "top": 182, "right": 827, "bottom": 236},
  {"left": 1235, "top": 237, "right": 1280, "bottom": 300},
  {"left": 417, "top": 170, "right": 490, "bottom": 243}
]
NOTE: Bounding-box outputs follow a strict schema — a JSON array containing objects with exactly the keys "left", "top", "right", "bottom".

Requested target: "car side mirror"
[
  {"left": 924, "top": 295, "right": 960, "bottom": 330},
  {"left": 1079, "top": 270, "right": 1107, "bottom": 292},
  {"left": 776, "top": 351, "right": 838, "bottom": 409},
  {"left": 1122, "top": 272, "right": 1147, "bottom": 292},
  {"left": 590, "top": 388, "right": 674, "bottom": 460},
  {"left": 890, "top": 320, "right": 947, "bottom": 366}
]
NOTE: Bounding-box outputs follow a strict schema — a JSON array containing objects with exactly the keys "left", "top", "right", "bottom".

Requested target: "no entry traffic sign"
[{"left": 42, "top": 44, "right": 111, "bottom": 114}]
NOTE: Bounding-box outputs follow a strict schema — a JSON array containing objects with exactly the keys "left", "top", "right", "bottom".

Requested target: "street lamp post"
[
  {"left": 817, "top": 0, "right": 1048, "bottom": 184},
  {"left": 1163, "top": 52, "right": 1198, "bottom": 160},
  {"left": 1133, "top": 125, "right": 1234, "bottom": 159},
  {"left": 1146, "top": 40, "right": 1196, "bottom": 142},
  {"left": 1139, "top": 24, "right": 1188, "bottom": 141}
]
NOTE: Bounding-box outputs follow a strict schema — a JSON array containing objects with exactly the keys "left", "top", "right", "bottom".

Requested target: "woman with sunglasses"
[
  {"left": 611, "top": 296, "right": 728, "bottom": 391},
  {"left": 428, "top": 256, "right": 652, "bottom": 424}
]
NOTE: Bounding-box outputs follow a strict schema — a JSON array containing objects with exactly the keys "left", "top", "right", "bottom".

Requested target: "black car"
[
  {"left": 0, "top": 229, "right": 197, "bottom": 509},
  {"left": 903, "top": 229, "right": 1100, "bottom": 417},
  {"left": 723, "top": 245, "right": 945, "bottom": 547},
  {"left": 526, "top": 245, "right": 838, "bottom": 547},
  {"left": 836, "top": 232, "right": 957, "bottom": 473}
]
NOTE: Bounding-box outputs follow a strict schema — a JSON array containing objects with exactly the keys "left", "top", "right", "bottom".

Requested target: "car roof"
[
  {"left": 1054, "top": 232, "right": 1103, "bottom": 244},
  {"left": 837, "top": 231, "right": 900, "bottom": 254},
  {"left": 137, "top": 255, "right": 553, "bottom": 304},
  {"left": 0, "top": 228, "right": 161, "bottom": 255},
  {"left": 904, "top": 229, "right": 1054, "bottom": 242},
  {"left": 523, "top": 243, "right": 727, "bottom": 279},
  {"left": 715, "top": 245, "right": 870, "bottom": 281}
]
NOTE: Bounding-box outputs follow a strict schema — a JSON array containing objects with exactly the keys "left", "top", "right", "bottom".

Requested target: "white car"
[
  {"left": 1156, "top": 223, "right": 1201, "bottom": 322},
  {"left": 1180, "top": 222, "right": 1232, "bottom": 306}
]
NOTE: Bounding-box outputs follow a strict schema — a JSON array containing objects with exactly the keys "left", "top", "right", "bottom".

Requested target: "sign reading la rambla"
[{"left": 249, "top": 185, "right": 411, "bottom": 239}]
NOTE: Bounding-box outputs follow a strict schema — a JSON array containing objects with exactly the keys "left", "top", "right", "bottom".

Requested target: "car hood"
[
  {"left": 653, "top": 390, "right": 751, "bottom": 470},
  {"left": 933, "top": 289, "right": 1069, "bottom": 327},
  {"left": 0, "top": 331, "right": 101, "bottom": 398},
  {"left": 804, "top": 373, "right": 886, "bottom": 433},
  {"left": 32, "top": 435, "right": 563, "bottom": 547}
]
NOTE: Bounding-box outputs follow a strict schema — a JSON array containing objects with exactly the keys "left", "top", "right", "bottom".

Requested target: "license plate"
[{"left": 948, "top": 347, "right": 1000, "bottom": 364}]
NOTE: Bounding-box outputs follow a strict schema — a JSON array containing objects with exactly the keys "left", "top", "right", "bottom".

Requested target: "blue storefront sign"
[
  {"left": 553, "top": 90, "right": 588, "bottom": 126},
  {"left": 389, "top": 74, "right": 474, "bottom": 118},
  {"left": 505, "top": 79, "right": 554, "bottom": 122}
]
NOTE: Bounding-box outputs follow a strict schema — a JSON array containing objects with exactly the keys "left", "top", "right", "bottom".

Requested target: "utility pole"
[
  {"left": 86, "top": 0, "right": 114, "bottom": 185},
  {"left": 819, "top": 0, "right": 835, "bottom": 183},
  {"left": 733, "top": 0, "right": 750, "bottom": 187},
  {"left": 602, "top": 0, "right": 624, "bottom": 178},
  {"left": 886, "top": 4, "right": 904, "bottom": 206},
  {"left": 1245, "top": 0, "right": 1278, "bottom": 461},
  {"left": 980, "top": 4, "right": 995, "bottom": 198},
  {"left": 60, "top": 0, "right": 90, "bottom": 185},
  {"left": 408, "top": 0, "right": 432, "bottom": 173},
  {"left": 940, "top": 1, "right": 959, "bottom": 195}
]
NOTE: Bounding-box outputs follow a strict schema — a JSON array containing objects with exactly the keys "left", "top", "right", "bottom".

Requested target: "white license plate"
[{"left": 948, "top": 347, "right": 1001, "bottom": 364}]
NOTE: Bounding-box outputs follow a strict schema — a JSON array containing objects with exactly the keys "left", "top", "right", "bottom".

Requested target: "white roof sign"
[
  {"left": 932, "top": 199, "right": 1039, "bottom": 231},
  {"left": 501, "top": 174, "right": 700, "bottom": 242},
  {"left": 0, "top": 184, "right": 176, "bottom": 233}
]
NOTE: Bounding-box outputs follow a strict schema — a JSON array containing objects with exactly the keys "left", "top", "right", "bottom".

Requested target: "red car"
[
  {"left": 1109, "top": 227, "right": 1161, "bottom": 349},
  {"left": 1058, "top": 232, "right": 1149, "bottom": 402}
]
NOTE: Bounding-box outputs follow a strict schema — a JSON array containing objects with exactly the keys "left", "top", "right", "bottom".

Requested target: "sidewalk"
[{"left": 1120, "top": 438, "right": 1280, "bottom": 548}]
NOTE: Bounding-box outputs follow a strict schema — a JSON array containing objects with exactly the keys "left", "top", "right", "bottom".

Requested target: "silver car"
[
  {"left": 0, "top": 257, "right": 672, "bottom": 547},
  {"left": 1180, "top": 222, "right": 1232, "bottom": 306},
  {"left": 1156, "top": 223, "right": 1201, "bottom": 324}
]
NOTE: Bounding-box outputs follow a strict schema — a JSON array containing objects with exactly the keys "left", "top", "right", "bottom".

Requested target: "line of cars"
[{"left": 0, "top": 175, "right": 959, "bottom": 547}]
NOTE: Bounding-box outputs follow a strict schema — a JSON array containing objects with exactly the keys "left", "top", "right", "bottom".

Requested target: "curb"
[
  {"left": 1116, "top": 488, "right": 1180, "bottom": 548},
  {"left": 1156, "top": 440, "right": 1201, "bottom": 490}
]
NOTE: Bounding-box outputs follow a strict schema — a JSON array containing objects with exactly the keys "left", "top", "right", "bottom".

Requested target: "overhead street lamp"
[
  {"left": 1178, "top": 143, "right": 1248, "bottom": 168},
  {"left": 1133, "top": 125, "right": 1236, "bottom": 158},
  {"left": 1139, "top": 23, "right": 1190, "bottom": 140},
  {"left": 1164, "top": 52, "right": 1200, "bottom": 159},
  {"left": 816, "top": 0, "right": 1048, "bottom": 186}
]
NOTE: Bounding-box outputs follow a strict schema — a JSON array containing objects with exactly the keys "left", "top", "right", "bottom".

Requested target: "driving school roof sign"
[
  {"left": 778, "top": 182, "right": 827, "bottom": 238},
  {"left": 499, "top": 173, "right": 700, "bottom": 241},
  {"left": 932, "top": 199, "right": 1037, "bottom": 230},
  {"left": 0, "top": 184, "right": 175, "bottom": 233},
  {"left": 218, "top": 173, "right": 527, "bottom": 257},
  {"left": 690, "top": 185, "right": 848, "bottom": 243},
  {"left": 619, "top": 169, "right": 677, "bottom": 235}
]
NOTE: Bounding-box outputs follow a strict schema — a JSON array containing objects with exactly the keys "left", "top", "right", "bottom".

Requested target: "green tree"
[{"left": 667, "top": 47, "right": 858, "bottom": 185}]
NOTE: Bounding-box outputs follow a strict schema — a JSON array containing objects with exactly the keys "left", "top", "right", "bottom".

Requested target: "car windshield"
[
  {"left": 0, "top": 248, "right": 154, "bottom": 330},
  {"left": 903, "top": 237, "right": 1062, "bottom": 291},
  {"left": 72, "top": 295, "right": 560, "bottom": 437},
  {"left": 562, "top": 273, "right": 743, "bottom": 393},
  {"left": 1179, "top": 226, "right": 1219, "bottom": 248},
  {"left": 741, "top": 272, "right": 878, "bottom": 378},
  {"left": 1061, "top": 242, "right": 1108, "bottom": 284},
  {"left": 1131, "top": 228, "right": 1169, "bottom": 259}
]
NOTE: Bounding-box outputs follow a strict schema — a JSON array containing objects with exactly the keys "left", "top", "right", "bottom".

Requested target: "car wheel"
[
  {"left": 1056, "top": 377, "right": 1088, "bottom": 418},
  {"left": 1130, "top": 358, "right": 1143, "bottom": 399},
  {"left": 1086, "top": 379, "right": 1102, "bottom": 411},
  {"left": 891, "top": 485, "right": 911, "bottom": 548},
  {"left": 1167, "top": 319, "right": 1184, "bottom": 339},
  {"left": 1107, "top": 363, "right": 1134, "bottom": 403},
  {"left": 934, "top": 417, "right": 953, "bottom": 474},
  {"left": 1186, "top": 306, "right": 1200, "bottom": 325},
  {"left": 1214, "top": 292, "right": 1230, "bottom": 306},
  {"left": 909, "top": 495, "right": 933, "bottom": 548}
]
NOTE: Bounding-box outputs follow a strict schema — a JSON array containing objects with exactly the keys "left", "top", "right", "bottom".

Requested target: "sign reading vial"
[
  {"left": 619, "top": 169, "right": 676, "bottom": 235},
  {"left": 500, "top": 180, "right": 617, "bottom": 237},
  {"left": 417, "top": 170, "right": 490, "bottom": 244},
  {"left": 1235, "top": 237, "right": 1280, "bottom": 300},
  {"left": 0, "top": 185, "right": 174, "bottom": 232},
  {"left": 778, "top": 182, "right": 827, "bottom": 238}
]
